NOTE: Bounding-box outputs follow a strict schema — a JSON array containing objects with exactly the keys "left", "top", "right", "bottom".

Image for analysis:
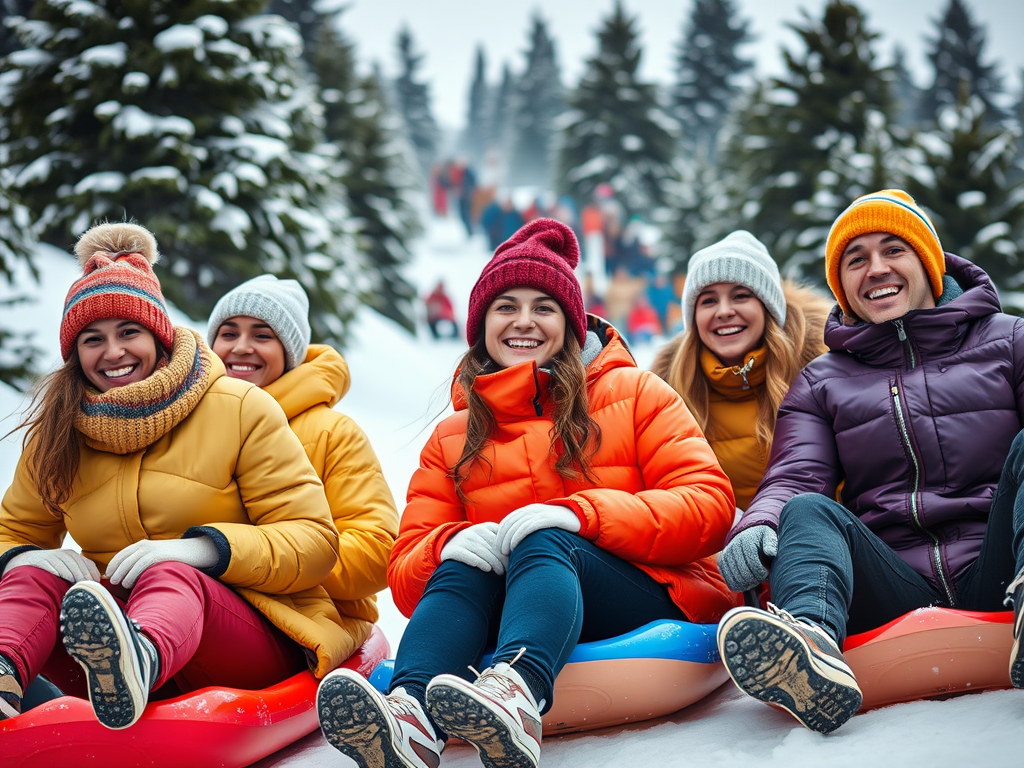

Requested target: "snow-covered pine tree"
[
  {"left": 507, "top": 13, "right": 564, "bottom": 188},
  {"left": 392, "top": 26, "right": 438, "bottom": 178},
  {"left": 0, "top": 182, "right": 41, "bottom": 390},
  {"left": 264, "top": 0, "right": 344, "bottom": 62},
  {"left": 2, "top": 0, "right": 364, "bottom": 343},
  {"left": 556, "top": 0, "right": 678, "bottom": 215},
  {"left": 891, "top": 45, "right": 923, "bottom": 128},
  {"left": 720, "top": 0, "right": 893, "bottom": 278},
  {"left": 0, "top": 0, "right": 32, "bottom": 57},
  {"left": 920, "top": 0, "right": 1004, "bottom": 124},
  {"left": 486, "top": 62, "right": 515, "bottom": 159},
  {"left": 670, "top": 0, "right": 752, "bottom": 159},
  {"left": 906, "top": 97, "right": 1024, "bottom": 305},
  {"left": 462, "top": 45, "right": 489, "bottom": 168},
  {"left": 310, "top": 15, "right": 419, "bottom": 332}
]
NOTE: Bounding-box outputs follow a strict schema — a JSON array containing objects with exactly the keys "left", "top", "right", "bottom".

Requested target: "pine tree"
[
  {"left": 486, "top": 63, "right": 515, "bottom": 158},
  {"left": 264, "top": 0, "right": 343, "bottom": 61},
  {"left": 507, "top": 13, "right": 564, "bottom": 187},
  {"left": 2, "top": 0, "right": 362, "bottom": 343},
  {"left": 462, "top": 45, "right": 490, "bottom": 168},
  {"left": 556, "top": 1, "right": 678, "bottom": 215},
  {"left": 670, "top": 0, "right": 752, "bottom": 157},
  {"left": 891, "top": 45, "right": 922, "bottom": 128},
  {"left": 906, "top": 97, "right": 1024, "bottom": 301},
  {"left": 720, "top": 0, "right": 893, "bottom": 277},
  {"left": 1, "top": 0, "right": 32, "bottom": 57},
  {"left": 310, "top": 16, "right": 419, "bottom": 331},
  {"left": 920, "top": 0, "right": 1003, "bottom": 123},
  {"left": 393, "top": 26, "right": 438, "bottom": 177}
]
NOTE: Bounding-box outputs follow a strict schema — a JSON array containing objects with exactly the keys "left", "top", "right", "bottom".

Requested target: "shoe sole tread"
[{"left": 317, "top": 675, "right": 418, "bottom": 768}]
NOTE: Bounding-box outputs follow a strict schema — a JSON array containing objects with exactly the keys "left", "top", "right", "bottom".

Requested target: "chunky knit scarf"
[{"left": 75, "top": 328, "right": 216, "bottom": 455}]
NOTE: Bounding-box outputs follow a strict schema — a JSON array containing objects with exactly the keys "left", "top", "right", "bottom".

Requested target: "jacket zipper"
[
  {"left": 893, "top": 319, "right": 916, "bottom": 370},
  {"left": 891, "top": 380, "right": 955, "bottom": 605},
  {"left": 531, "top": 365, "right": 543, "bottom": 416}
]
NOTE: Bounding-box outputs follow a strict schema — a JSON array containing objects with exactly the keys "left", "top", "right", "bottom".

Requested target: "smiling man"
[{"left": 714, "top": 189, "right": 1024, "bottom": 734}]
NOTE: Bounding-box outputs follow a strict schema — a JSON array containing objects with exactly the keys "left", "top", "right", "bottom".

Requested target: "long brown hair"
[
  {"left": 450, "top": 329, "right": 602, "bottom": 500},
  {"left": 14, "top": 352, "right": 88, "bottom": 518},
  {"left": 667, "top": 292, "right": 811, "bottom": 452}
]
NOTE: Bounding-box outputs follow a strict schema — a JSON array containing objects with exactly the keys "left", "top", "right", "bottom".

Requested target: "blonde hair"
[{"left": 450, "top": 330, "right": 601, "bottom": 501}]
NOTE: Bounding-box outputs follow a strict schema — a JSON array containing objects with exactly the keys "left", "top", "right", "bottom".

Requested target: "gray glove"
[
  {"left": 495, "top": 504, "right": 581, "bottom": 556},
  {"left": 106, "top": 536, "right": 219, "bottom": 589},
  {"left": 439, "top": 523, "right": 508, "bottom": 575},
  {"left": 4, "top": 549, "right": 102, "bottom": 583},
  {"left": 718, "top": 526, "right": 778, "bottom": 592}
]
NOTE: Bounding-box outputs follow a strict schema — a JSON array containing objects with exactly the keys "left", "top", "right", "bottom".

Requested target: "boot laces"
[
  {"left": 1004, "top": 569, "right": 1024, "bottom": 609},
  {"left": 469, "top": 646, "right": 527, "bottom": 696},
  {"left": 766, "top": 603, "right": 837, "bottom": 650}
]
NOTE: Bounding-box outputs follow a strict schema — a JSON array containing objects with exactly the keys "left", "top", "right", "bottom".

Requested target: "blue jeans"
[
  {"left": 769, "top": 430, "right": 1024, "bottom": 646},
  {"left": 389, "top": 528, "right": 685, "bottom": 721}
]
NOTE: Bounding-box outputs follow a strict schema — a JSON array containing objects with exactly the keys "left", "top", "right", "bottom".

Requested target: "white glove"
[
  {"left": 106, "top": 537, "right": 219, "bottom": 589},
  {"left": 496, "top": 504, "right": 581, "bottom": 556},
  {"left": 718, "top": 526, "right": 778, "bottom": 592},
  {"left": 439, "top": 522, "right": 507, "bottom": 575},
  {"left": 3, "top": 549, "right": 102, "bottom": 583}
]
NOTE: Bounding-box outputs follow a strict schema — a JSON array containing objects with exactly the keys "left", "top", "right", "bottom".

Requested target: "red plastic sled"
[
  {"left": 0, "top": 624, "right": 390, "bottom": 768},
  {"left": 843, "top": 607, "right": 1014, "bottom": 710}
]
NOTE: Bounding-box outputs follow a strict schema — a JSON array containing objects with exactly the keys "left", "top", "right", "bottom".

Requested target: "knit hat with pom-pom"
[
  {"left": 60, "top": 222, "right": 174, "bottom": 361},
  {"left": 466, "top": 218, "right": 586, "bottom": 347}
]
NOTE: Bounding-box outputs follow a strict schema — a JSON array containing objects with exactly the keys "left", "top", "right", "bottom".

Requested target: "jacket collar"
[
  {"left": 823, "top": 253, "right": 1001, "bottom": 367},
  {"left": 701, "top": 346, "right": 766, "bottom": 398},
  {"left": 263, "top": 344, "right": 349, "bottom": 420}
]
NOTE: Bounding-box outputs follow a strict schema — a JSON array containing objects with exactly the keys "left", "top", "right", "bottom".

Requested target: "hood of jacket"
[{"left": 264, "top": 344, "right": 350, "bottom": 420}]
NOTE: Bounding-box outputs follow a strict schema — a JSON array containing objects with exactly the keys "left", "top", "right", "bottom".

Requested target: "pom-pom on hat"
[
  {"left": 825, "top": 189, "right": 945, "bottom": 317},
  {"left": 682, "top": 230, "right": 786, "bottom": 330},
  {"left": 60, "top": 223, "right": 174, "bottom": 361},
  {"left": 466, "top": 218, "right": 587, "bottom": 347},
  {"left": 206, "top": 275, "right": 312, "bottom": 371}
]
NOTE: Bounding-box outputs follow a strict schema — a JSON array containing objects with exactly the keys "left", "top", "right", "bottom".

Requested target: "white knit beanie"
[
  {"left": 207, "top": 275, "right": 311, "bottom": 371},
  {"left": 682, "top": 230, "right": 786, "bottom": 330}
]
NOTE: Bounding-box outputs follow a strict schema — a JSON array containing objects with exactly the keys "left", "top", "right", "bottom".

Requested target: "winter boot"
[
  {"left": 1006, "top": 568, "right": 1024, "bottom": 688},
  {"left": 717, "top": 603, "right": 862, "bottom": 734},
  {"left": 60, "top": 580, "right": 159, "bottom": 730},
  {"left": 0, "top": 653, "right": 23, "bottom": 720},
  {"left": 317, "top": 668, "right": 442, "bottom": 768},
  {"left": 426, "top": 652, "right": 543, "bottom": 768}
]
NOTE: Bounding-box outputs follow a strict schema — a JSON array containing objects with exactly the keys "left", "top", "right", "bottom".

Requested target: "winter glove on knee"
[
  {"left": 718, "top": 525, "right": 778, "bottom": 592},
  {"left": 4, "top": 549, "right": 101, "bottom": 583},
  {"left": 439, "top": 522, "right": 507, "bottom": 575},
  {"left": 496, "top": 504, "right": 581, "bottom": 556},
  {"left": 106, "top": 537, "right": 219, "bottom": 589}
]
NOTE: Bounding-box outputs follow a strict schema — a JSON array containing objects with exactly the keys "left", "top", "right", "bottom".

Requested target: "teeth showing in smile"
[
  {"left": 103, "top": 365, "right": 136, "bottom": 379},
  {"left": 229, "top": 364, "right": 258, "bottom": 372},
  {"left": 868, "top": 286, "right": 899, "bottom": 300},
  {"left": 714, "top": 326, "right": 744, "bottom": 336},
  {"left": 505, "top": 340, "right": 540, "bottom": 349}
]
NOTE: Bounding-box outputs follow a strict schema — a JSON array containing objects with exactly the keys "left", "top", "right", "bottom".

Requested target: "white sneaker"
[
  {"left": 1006, "top": 568, "right": 1024, "bottom": 688},
  {"left": 426, "top": 661, "right": 543, "bottom": 768},
  {"left": 317, "top": 669, "right": 442, "bottom": 768}
]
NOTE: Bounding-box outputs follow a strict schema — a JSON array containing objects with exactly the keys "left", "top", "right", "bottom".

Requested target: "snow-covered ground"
[{"left": 0, "top": 218, "right": 1020, "bottom": 767}]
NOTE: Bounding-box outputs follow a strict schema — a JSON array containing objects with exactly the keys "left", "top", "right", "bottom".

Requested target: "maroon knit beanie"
[{"left": 466, "top": 218, "right": 586, "bottom": 347}]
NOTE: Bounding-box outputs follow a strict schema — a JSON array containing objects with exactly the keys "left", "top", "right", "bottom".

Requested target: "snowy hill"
[{"left": 0, "top": 219, "right": 1020, "bottom": 767}]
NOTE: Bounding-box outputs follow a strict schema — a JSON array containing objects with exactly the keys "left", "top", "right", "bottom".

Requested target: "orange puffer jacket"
[{"left": 389, "top": 318, "right": 739, "bottom": 623}]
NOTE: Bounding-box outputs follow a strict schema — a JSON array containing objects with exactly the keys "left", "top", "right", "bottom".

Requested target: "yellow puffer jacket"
[
  {"left": 264, "top": 344, "right": 398, "bottom": 662},
  {"left": 0, "top": 356, "right": 351, "bottom": 677},
  {"left": 651, "top": 281, "right": 831, "bottom": 510}
]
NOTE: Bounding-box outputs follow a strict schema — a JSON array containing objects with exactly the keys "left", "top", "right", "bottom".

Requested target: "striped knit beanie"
[
  {"left": 466, "top": 218, "right": 586, "bottom": 347},
  {"left": 207, "top": 275, "right": 311, "bottom": 371},
  {"left": 60, "top": 223, "right": 174, "bottom": 361},
  {"left": 825, "top": 190, "right": 945, "bottom": 317}
]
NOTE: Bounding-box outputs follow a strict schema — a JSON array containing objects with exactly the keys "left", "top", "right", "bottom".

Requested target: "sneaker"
[
  {"left": 0, "top": 654, "right": 22, "bottom": 720},
  {"left": 717, "top": 603, "right": 863, "bottom": 734},
  {"left": 60, "top": 581, "right": 158, "bottom": 730},
  {"left": 426, "top": 659, "right": 543, "bottom": 768},
  {"left": 317, "top": 669, "right": 442, "bottom": 768},
  {"left": 1006, "top": 568, "right": 1024, "bottom": 688}
]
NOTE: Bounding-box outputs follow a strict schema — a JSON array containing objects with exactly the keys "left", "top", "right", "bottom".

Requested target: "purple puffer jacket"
[{"left": 730, "top": 253, "right": 1024, "bottom": 603}]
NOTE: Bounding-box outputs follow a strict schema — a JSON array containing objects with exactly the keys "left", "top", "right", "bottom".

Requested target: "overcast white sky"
[{"left": 338, "top": 0, "right": 1024, "bottom": 129}]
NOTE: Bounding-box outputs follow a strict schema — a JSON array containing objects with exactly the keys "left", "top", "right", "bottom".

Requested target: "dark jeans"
[
  {"left": 389, "top": 528, "right": 685, "bottom": 722},
  {"left": 770, "top": 430, "right": 1024, "bottom": 646}
]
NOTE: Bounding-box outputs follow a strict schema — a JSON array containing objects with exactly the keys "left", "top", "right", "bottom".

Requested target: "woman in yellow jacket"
[
  {"left": 651, "top": 231, "right": 830, "bottom": 586},
  {"left": 316, "top": 219, "right": 737, "bottom": 768},
  {"left": 0, "top": 223, "right": 341, "bottom": 731},
  {"left": 207, "top": 275, "right": 398, "bottom": 663}
]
